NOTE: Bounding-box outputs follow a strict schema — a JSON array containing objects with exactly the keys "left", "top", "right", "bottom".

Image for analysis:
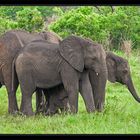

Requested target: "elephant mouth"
[{"left": 116, "top": 77, "right": 127, "bottom": 85}]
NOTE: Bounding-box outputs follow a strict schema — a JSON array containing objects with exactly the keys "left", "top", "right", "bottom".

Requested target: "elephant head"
[
  {"left": 59, "top": 35, "right": 108, "bottom": 111},
  {"left": 106, "top": 51, "right": 140, "bottom": 103},
  {"left": 59, "top": 35, "right": 107, "bottom": 72}
]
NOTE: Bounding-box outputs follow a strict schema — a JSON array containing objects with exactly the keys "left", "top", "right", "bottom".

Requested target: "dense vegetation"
[{"left": 0, "top": 6, "right": 140, "bottom": 50}]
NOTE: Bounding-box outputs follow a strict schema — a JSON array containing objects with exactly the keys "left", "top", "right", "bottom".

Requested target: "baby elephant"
[
  {"left": 43, "top": 84, "right": 68, "bottom": 115},
  {"left": 44, "top": 51, "right": 140, "bottom": 115}
]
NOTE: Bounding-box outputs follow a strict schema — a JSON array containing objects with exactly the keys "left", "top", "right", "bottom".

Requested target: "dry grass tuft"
[{"left": 121, "top": 40, "right": 132, "bottom": 58}]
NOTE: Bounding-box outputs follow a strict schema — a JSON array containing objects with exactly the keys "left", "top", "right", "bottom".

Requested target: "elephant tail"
[{"left": 11, "top": 53, "right": 19, "bottom": 92}]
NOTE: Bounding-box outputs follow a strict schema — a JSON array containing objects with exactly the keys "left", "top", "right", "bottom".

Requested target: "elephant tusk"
[{"left": 96, "top": 73, "right": 99, "bottom": 76}]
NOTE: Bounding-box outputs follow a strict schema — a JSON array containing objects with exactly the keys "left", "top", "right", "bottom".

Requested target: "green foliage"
[
  {"left": 0, "top": 6, "right": 46, "bottom": 34},
  {"left": 36, "top": 6, "right": 55, "bottom": 18},
  {"left": 0, "top": 6, "right": 23, "bottom": 19},
  {"left": 0, "top": 16, "right": 18, "bottom": 35},
  {"left": 16, "top": 7, "right": 45, "bottom": 32},
  {"left": 49, "top": 6, "right": 140, "bottom": 50},
  {"left": 49, "top": 7, "right": 108, "bottom": 41},
  {"left": 105, "top": 6, "right": 140, "bottom": 49},
  {"left": 0, "top": 6, "right": 140, "bottom": 50}
]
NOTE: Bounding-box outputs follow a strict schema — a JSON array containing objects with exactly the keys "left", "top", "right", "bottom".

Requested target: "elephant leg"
[
  {"left": 43, "top": 91, "right": 50, "bottom": 114},
  {"left": 89, "top": 70, "right": 107, "bottom": 112},
  {"left": 20, "top": 86, "right": 35, "bottom": 116},
  {"left": 61, "top": 67, "right": 79, "bottom": 114},
  {"left": 2, "top": 65, "right": 19, "bottom": 114},
  {"left": 64, "top": 86, "right": 79, "bottom": 114},
  {"left": 19, "top": 74, "right": 35, "bottom": 116},
  {"left": 79, "top": 71, "right": 95, "bottom": 113},
  {"left": 20, "top": 93, "right": 34, "bottom": 116},
  {"left": 6, "top": 86, "right": 19, "bottom": 114},
  {"left": 43, "top": 89, "right": 58, "bottom": 116},
  {"left": 36, "top": 89, "right": 45, "bottom": 114},
  {"left": 60, "top": 97, "right": 69, "bottom": 113}
]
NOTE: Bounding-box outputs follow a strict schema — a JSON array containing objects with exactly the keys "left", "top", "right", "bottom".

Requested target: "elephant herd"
[{"left": 0, "top": 29, "right": 139, "bottom": 116}]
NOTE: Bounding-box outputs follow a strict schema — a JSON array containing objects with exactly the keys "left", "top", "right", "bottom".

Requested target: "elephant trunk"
[
  {"left": 89, "top": 65, "right": 108, "bottom": 112},
  {"left": 126, "top": 75, "right": 140, "bottom": 103}
]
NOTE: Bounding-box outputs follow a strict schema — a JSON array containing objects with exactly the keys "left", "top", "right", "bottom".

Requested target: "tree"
[{"left": 49, "top": 6, "right": 140, "bottom": 50}]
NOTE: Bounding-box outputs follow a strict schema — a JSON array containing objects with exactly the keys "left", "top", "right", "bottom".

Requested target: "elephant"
[
  {"left": 43, "top": 51, "right": 140, "bottom": 116},
  {"left": 40, "top": 84, "right": 68, "bottom": 115},
  {"left": 106, "top": 51, "right": 140, "bottom": 102},
  {"left": 0, "top": 29, "right": 62, "bottom": 114},
  {"left": 13, "top": 35, "right": 107, "bottom": 116},
  {"left": 9, "top": 30, "right": 62, "bottom": 113}
]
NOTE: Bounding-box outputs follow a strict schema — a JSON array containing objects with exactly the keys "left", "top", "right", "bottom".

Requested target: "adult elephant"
[
  {"left": 9, "top": 30, "right": 62, "bottom": 46},
  {"left": 13, "top": 35, "right": 107, "bottom": 116},
  {"left": 45, "top": 51, "right": 140, "bottom": 115},
  {"left": 0, "top": 29, "right": 62, "bottom": 114},
  {"left": 9, "top": 30, "right": 62, "bottom": 113}
]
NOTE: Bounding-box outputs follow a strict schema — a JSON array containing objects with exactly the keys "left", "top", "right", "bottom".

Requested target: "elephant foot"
[
  {"left": 9, "top": 110, "right": 19, "bottom": 116},
  {"left": 25, "top": 112, "right": 35, "bottom": 116},
  {"left": 96, "top": 102, "right": 104, "bottom": 112},
  {"left": 8, "top": 107, "right": 19, "bottom": 115},
  {"left": 87, "top": 107, "right": 96, "bottom": 113},
  {"left": 20, "top": 110, "right": 35, "bottom": 116}
]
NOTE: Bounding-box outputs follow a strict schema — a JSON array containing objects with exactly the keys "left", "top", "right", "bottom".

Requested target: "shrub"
[
  {"left": 16, "top": 7, "right": 45, "bottom": 32},
  {"left": 0, "top": 16, "right": 18, "bottom": 35},
  {"left": 49, "top": 6, "right": 140, "bottom": 50}
]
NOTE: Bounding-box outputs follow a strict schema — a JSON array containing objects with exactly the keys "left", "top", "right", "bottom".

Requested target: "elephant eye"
[{"left": 123, "top": 69, "right": 128, "bottom": 73}]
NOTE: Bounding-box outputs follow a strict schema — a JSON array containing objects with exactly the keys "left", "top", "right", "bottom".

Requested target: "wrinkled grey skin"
[
  {"left": 13, "top": 35, "right": 107, "bottom": 116},
  {"left": 11, "top": 30, "right": 62, "bottom": 46},
  {"left": 45, "top": 51, "right": 140, "bottom": 115},
  {"left": 106, "top": 51, "right": 140, "bottom": 102},
  {"left": 0, "top": 29, "right": 62, "bottom": 114},
  {"left": 0, "top": 32, "right": 22, "bottom": 114}
]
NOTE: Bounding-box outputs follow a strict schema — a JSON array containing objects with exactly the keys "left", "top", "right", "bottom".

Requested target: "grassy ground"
[{"left": 0, "top": 50, "right": 140, "bottom": 134}]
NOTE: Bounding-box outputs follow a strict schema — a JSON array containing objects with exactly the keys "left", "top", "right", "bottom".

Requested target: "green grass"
[{"left": 0, "top": 50, "right": 140, "bottom": 134}]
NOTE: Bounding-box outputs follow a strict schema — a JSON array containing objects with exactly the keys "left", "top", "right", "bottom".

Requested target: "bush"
[
  {"left": 105, "top": 6, "right": 140, "bottom": 49},
  {"left": 49, "top": 6, "right": 140, "bottom": 50},
  {"left": 49, "top": 6, "right": 109, "bottom": 44},
  {"left": 0, "top": 6, "right": 23, "bottom": 20},
  {"left": 0, "top": 16, "right": 18, "bottom": 35},
  {"left": 16, "top": 7, "right": 45, "bottom": 32}
]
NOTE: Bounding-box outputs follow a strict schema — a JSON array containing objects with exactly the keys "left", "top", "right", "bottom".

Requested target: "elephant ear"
[
  {"left": 106, "top": 52, "right": 117, "bottom": 83},
  {"left": 59, "top": 35, "right": 84, "bottom": 72}
]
